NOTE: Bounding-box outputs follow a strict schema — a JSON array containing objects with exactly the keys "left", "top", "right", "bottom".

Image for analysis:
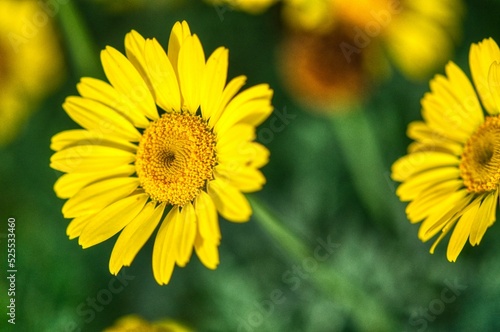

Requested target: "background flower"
[
  {"left": 279, "top": 0, "right": 464, "bottom": 110},
  {"left": 0, "top": 0, "right": 64, "bottom": 146}
]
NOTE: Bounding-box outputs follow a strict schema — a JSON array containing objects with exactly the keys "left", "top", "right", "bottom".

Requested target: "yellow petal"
[
  {"left": 178, "top": 34, "right": 205, "bottom": 113},
  {"left": 470, "top": 38, "right": 500, "bottom": 115},
  {"left": 208, "top": 179, "right": 252, "bottom": 222},
  {"left": 487, "top": 61, "right": 500, "bottom": 114},
  {"left": 54, "top": 164, "right": 136, "bottom": 199},
  {"left": 421, "top": 93, "right": 472, "bottom": 143},
  {"left": 124, "top": 30, "right": 152, "bottom": 94},
  {"left": 396, "top": 167, "right": 460, "bottom": 201},
  {"left": 391, "top": 151, "right": 459, "bottom": 182},
  {"left": 50, "top": 145, "right": 135, "bottom": 173},
  {"left": 469, "top": 190, "right": 497, "bottom": 245},
  {"left": 194, "top": 190, "right": 220, "bottom": 244},
  {"left": 168, "top": 21, "right": 191, "bottom": 80},
  {"left": 423, "top": 64, "right": 483, "bottom": 139},
  {"left": 194, "top": 231, "right": 219, "bottom": 270},
  {"left": 215, "top": 167, "right": 266, "bottom": 193},
  {"left": 77, "top": 77, "right": 150, "bottom": 128},
  {"left": 67, "top": 214, "right": 92, "bottom": 240},
  {"left": 79, "top": 194, "right": 149, "bottom": 249},
  {"left": 446, "top": 200, "right": 477, "bottom": 262},
  {"left": 406, "top": 121, "right": 463, "bottom": 155},
  {"left": 176, "top": 203, "right": 197, "bottom": 267},
  {"left": 201, "top": 47, "right": 228, "bottom": 120},
  {"left": 215, "top": 84, "right": 274, "bottom": 135},
  {"left": 109, "top": 203, "right": 154, "bottom": 274},
  {"left": 62, "top": 177, "right": 140, "bottom": 218},
  {"left": 51, "top": 129, "right": 137, "bottom": 152},
  {"left": 217, "top": 123, "right": 255, "bottom": 146},
  {"left": 405, "top": 180, "right": 462, "bottom": 222},
  {"left": 63, "top": 96, "right": 141, "bottom": 142},
  {"left": 217, "top": 141, "right": 265, "bottom": 166},
  {"left": 153, "top": 207, "right": 180, "bottom": 285},
  {"left": 208, "top": 75, "right": 247, "bottom": 127},
  {"left": 443, "top": 61, "right": 484, "bottom": 126},
  {"left": 144, "top": 38, "right": 181, "bottom": 112},
  {"left": 429, "top": 219, "right": 456, "bottom": 255},
  {"left": 247, "top": 143, "right": 270, "bottom": 168},
  {"left": 109, "top": 202, "right": 165, "bottom": 275},
  {"left": 418, "top": 190, "right": 472, "bottom": 241},
  {"left": 101, "top": 46, "right": 158, "bottom": 120}
]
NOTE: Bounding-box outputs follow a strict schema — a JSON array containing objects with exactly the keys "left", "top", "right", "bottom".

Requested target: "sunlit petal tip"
[
  {"left": 208, "top": 179, "right": 252, "bottom": 222},
  {"left": 487, "top": 61, "right": 500, "bottom": 114},
  {"left": 144, "top": 38, "right": 181, "bottom": 112}
]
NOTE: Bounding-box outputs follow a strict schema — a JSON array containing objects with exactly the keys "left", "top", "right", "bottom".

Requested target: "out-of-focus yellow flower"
[
  {"left": 392, "top": 38, "right": 500, "bottom": 262},
  {"left": 278, "top": 25, "right": 371, "bottom": 112},
  {"left": 0, "top": 0, "right": 64, "bottom": 146},
  {"left": 205, "top": 0, "right": 278, "bottom": 14},
  {"left": 280, "top": 0, "right": 463, "bottom": 110},
  {"left": 103, "top": 314, "right": 193, "bottom": 332}
]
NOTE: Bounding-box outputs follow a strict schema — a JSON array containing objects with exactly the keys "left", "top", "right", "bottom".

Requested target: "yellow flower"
[
  {"left": 392, "top": 38, "right": 500, "bottom": 262},
  {"left": 279, "top": 0, "right": 463, "bottom": 110},
  {"left": 104, "top": 314, "right": 192, "bottom": 332},
  {"left": 283, "top": 0, "right": 463, "bottom": 79},
  {"left": 205, "top": 0, "right": 278, "bottom": 14},
  {"left": 0, "top": 0, "right": 64, "bottom": 146},
  {"left": 50, "top": 21, "right": 273, "bottom": 285},
  {"left": 278, "top": 25, "right": 370, "bottom": 112}
]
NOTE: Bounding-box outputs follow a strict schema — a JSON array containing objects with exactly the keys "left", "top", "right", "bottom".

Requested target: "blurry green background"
[{"left": 2, "top": 0, "right": 500, "bottom": 331}]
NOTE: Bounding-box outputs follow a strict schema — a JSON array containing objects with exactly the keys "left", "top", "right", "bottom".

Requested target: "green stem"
[
  {"left": 249, "top": 195, "right": 397, "bottom": 331},
  {"left": 248, "top": 195, "right": 309, "bottom": 260},
  {"left": 330, "top": 108, "right": 399, "bottom": 231},
  {"left": 57, "top": 0, "right": 101, "bottom": 78}
]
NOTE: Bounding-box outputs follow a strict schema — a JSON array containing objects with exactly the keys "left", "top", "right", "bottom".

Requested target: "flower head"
[
  {"left": 0, "top": 0, "right": 64, "bottom": 146},
  {"left": 391, "top": 38, "right": 500, "bottom": 262},
  {"left": 279, "top": 0, "right": 463, "bottom": 110},
  {"left": 50, "top": 21, "right": 273, "bottom": 285}
]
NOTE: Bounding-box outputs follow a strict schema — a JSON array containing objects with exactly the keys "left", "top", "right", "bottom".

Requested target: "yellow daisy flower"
[
  {"left": 282, "top": 0, "right": 463, "bottom": 80},
  {"left": 104, "top": 314, "right": 192, "bottom": 332},
  {"left": 0, "top": 0, "right": 64, "bottom": 146},
  {"left": 50, "top": 21, "right": 273, "bottom": 285},
  {"left": 392, "top": 38, "right": 500, "bottom": 262},
  {"left": 279, "top": 0, "right": 463, "bottom": 109}
]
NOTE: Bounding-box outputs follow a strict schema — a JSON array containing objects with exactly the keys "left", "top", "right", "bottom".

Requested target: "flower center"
[
  {"left": 460, "top": 116, "right": 500, "bottom": 193},
  {"left": 135, "top": 112, "right": 217, "bottom": 206}
]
